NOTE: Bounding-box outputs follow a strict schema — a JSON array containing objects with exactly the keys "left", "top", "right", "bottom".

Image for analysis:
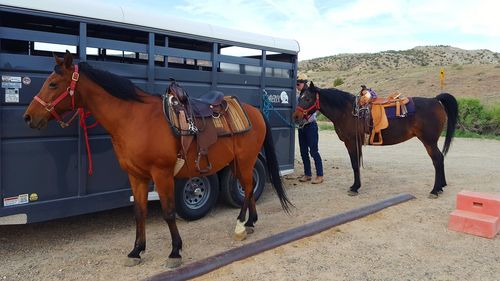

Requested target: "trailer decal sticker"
[
  {"left": 2, "top": 76, "right": 22, "bottom": 83},
  {"left": 29, "top": 193, "right": 39, "bottom": 202},
  {"left": 5, "top": 88, "right": 20, "bottom": 103},
  {"left": 22, "top": 76, "right": 32, "bottom": 85},
  {"left": 280, "top": 91, "right": 289, "bottom": 104},
  {"left": 3, "top": 194, "right": 29, "bottom": 207},
  {"left": 1, "top": 82, "right": 22, "bottom": 89}
]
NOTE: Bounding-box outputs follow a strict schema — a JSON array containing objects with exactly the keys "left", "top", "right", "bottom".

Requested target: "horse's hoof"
[
  {"left": 124, "top": 257, "right": 141, "bottom": 267},
  {"left": 428, "top": 193, "right": 439, "bottom": 199},
  {"left": 234, "top": 230, "right": 247, "bottom": 241},
  {"left": 166, "top": 257, "right": 182, "bottom": 268},
  {"left": 234, "top": 219, "right": 247, "bottom": 241},
  {"left": 347, "top": 190, "right": 359, "bottom": 196},
  {"left": 245, "top": 226, "right": 255, "bottom": 234}
]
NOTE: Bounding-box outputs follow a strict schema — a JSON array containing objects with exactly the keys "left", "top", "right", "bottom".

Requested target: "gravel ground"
[{"left": 1, "top": 131, "right": 499, "bottom": 281}]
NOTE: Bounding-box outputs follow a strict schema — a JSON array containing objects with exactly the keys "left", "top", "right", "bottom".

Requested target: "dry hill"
[{"left": 299, "top": 46, "right": 500, "bottom": 105}]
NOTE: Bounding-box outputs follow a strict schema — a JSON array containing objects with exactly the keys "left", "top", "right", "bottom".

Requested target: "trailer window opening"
[
  {"left": 34, "top": 42, "right": 77, "bottom": 54},
  {"left": 0, "top": 11, "right": 79, "bottom": 35}
]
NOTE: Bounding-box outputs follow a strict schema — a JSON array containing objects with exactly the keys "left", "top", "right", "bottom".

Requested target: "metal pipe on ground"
[{"left": 147, "top": 193, "right": 416, "bottom": 281}]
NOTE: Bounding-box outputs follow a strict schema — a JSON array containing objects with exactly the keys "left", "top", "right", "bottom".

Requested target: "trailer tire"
[
  {"left": 175, "top": 175, "right": 219, "bottom": 221},
  {"left": 220, "top": 158, "right": 266, "bottom": 208}
]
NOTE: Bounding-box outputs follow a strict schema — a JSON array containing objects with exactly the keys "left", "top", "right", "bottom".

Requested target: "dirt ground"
[{"left": 1, "top": 131, "right": 499, "bottom": 281}]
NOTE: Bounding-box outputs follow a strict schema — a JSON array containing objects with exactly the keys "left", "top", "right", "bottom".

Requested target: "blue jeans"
[{"left": 298, "top": 122, "right": 323, "bottom": 177}]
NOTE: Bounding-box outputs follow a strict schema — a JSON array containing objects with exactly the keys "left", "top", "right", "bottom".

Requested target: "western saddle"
[
  {"left": 164, "top": 81, "right": 251, "bottom": 173},
  {"left": 358, "top": 85, "right": 410, "bottom": 145}
]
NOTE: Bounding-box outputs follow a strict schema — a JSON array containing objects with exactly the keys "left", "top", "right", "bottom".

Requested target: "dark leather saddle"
[
  {"left": 165, "top": 81, "right": 228, "bottom": 173},
  {"left": 169, "top": 82, "right": 226, "bottom": 118}
]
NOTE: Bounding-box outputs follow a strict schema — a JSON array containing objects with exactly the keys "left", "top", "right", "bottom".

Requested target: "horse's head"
[
  {"left": 23, "top": 51, "right": 79, "bottom": 129},
  {"left": 293, "top": 81, "right": 320, "bottom": 126}
]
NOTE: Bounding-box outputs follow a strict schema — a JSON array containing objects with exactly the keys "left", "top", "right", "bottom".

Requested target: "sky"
[{"left": 107, "top": 0, "right": 500, "bottom": 60}]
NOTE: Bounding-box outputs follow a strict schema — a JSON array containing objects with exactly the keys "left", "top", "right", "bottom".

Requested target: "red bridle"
[
  {"left": 296, "top": 93, "right": 320, "bottom": 120},
  {"left": 33, "top": 65, "right": 80, "bottom": 128},
  {"left": 32, "top": 64, "right": 97, "bottom": 175}
]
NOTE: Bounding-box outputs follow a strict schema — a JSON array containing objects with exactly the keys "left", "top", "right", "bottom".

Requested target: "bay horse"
[
  {"left": 293, "top": 82, "right": 458, "bottom": 198},
  {"left": 23, "top": 51, "right": 291, "bottom": 268}
]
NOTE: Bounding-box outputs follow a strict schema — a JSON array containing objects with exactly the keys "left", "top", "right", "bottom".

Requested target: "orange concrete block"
[
  {"left": 455, "top": 191, "right": 500, "bottom": 217},
  {"left": 448, "top": 210, "right": 500, "bottom": 238}
]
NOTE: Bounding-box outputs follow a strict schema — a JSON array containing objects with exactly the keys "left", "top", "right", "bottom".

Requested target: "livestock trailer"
[{"left": 0, "top": 1, "right": 299, "bottom": 224}]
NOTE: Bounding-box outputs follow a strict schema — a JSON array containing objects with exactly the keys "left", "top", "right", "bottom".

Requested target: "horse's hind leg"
[
  {"left": 234, "top": 160, "right": 258, "bottom": 241},
  {"left": 125, "top": 175, "right": 149, "bottom": 267},
  {"left": 153, "top": 171, "right": 183, "bottom": 268},
  {"left": 421, "top": 140, "right": 447, "bottom": 198}
]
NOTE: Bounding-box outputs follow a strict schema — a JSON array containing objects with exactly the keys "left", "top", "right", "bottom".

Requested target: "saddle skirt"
[
  {"left": 369, "top": 96, "right": 415, "bottom": 145},
  {"left": 357, "top": 85, "right": 415, "bottom": 145},
  {"left": 167, "top": 95, "right": 252, "bottom": 137}
]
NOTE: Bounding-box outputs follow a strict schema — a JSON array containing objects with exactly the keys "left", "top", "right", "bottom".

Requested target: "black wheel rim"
[{"left": 183, "top": 177, "right": 211, "bottom": 209}]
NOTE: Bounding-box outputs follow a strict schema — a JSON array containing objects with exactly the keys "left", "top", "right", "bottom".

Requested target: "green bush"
[
  {"left": 333, "top": 78, "right": 344, "bottom": 87},
  {"left": 457, "top": 98, "right": 500, "bottom": 135}
]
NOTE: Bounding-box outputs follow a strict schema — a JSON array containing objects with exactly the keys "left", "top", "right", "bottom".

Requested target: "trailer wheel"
[
  {"left": 175, "top": 175, "right": 219, "bottom": 221},
  {"left": 220, "top": 158, "right": 266, "bottom": 208}
]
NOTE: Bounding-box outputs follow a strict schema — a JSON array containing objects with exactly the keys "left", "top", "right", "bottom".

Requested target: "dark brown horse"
[
  {"left": 23, "top": 52, "right": 291, "bottom": 267},
  {"left": 293, "top": 82, "right": 458, "bottom": 198}
]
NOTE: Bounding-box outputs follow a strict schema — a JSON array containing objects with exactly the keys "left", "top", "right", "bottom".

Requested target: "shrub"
[
  {"left": 333, "top": 78, "right": 344, "bottom": 87},
  {"left": 457, "top": 98, "right": 500, "bottom": 135}
]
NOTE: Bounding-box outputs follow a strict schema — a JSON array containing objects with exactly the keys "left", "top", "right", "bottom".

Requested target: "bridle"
[
  {"left": 296, "top": 92, "right": 320, "bottom": 120},
  {"left": 32, "top": 64, "right": 97, "bottom": 175},
  {"left": 33, "top": 65, "right": 80, "bottom": 128}
]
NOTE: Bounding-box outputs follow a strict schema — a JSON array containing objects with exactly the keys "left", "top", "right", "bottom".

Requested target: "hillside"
[{"left": 299, "top": 46, "right": 500, "bottom": 104}]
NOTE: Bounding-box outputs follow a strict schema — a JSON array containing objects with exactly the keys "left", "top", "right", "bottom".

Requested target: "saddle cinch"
[
  {"left": 358, "top": 85, "right": 410, "bottom": 145},
  {"left": 164, "top": 81, "right": 252, "bottom": 174}
]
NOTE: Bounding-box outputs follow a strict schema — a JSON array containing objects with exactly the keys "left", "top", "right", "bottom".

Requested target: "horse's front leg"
[
  {"left": 125, "top": 175, "right": 149, "bottom": 267},
  {"left": 153, "top": 171, "right": 183, "bottom": 268},
  {"left": 345, "top": 140, "right": 362, "bottom": 196},
  {"left": 234, "top": 163, "right": 258, "bottom": 241}
]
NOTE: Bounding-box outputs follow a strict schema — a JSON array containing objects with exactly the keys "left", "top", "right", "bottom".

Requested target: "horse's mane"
[
  {"left": 318, "top": 87, "right": 355, "bottom": 108},
  {"left": 77, "top": 62, "right": 143, "bottom": 102}
]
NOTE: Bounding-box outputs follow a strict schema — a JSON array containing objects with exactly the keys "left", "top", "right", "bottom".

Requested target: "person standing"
[{"left": 296, "top": 73, "right": 324, "bottom": 184}]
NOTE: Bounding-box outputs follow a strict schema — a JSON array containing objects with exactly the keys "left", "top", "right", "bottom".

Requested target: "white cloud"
[{"left": 113, "top": 0, "right": 500, "bottom": 60}]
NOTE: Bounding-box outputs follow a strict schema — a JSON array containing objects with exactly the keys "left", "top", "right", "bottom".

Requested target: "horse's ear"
[
  {"left": 63, "top": 50, "right": 73, "bottom": 69},
  {"left": 309, "top": 81, "right": 316, "bottom": 90},
  {"left": 53, "top": 52, "right": 64, "bottom": 66}
]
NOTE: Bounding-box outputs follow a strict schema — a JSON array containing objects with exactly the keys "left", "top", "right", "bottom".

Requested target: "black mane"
[
  {"left": 318, "top": 87, "right": 355, "bottom": 108},
  {"left": 78, "top": 62, "right": 143, "bottom": 102}
]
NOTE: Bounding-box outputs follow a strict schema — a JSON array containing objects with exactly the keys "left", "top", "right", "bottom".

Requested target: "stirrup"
[{"left": 195, "top": 152, "right": 212, "bottom": 173}]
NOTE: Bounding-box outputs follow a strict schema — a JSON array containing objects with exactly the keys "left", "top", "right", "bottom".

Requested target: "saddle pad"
[
  {"left": 212, "top": 96, "right": 252, "bottom": 136},
  {"left": 167, "top": 96, "right": 251, "bottom": 137},
  {"left": 384, "top": 97, "right": 415, "bottom": 119}
]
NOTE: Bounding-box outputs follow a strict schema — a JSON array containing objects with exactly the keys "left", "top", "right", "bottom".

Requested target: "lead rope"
[{"left": 78, "top": 109, "right": 99, "bottom": 175}]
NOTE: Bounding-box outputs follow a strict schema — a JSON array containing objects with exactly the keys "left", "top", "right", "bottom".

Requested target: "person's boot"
[
  {"left": 311, "top": 176, "right": 324, "bottom": 184},
  {"left": 299, "top": 175, "right": 312, "bottom": 182}
]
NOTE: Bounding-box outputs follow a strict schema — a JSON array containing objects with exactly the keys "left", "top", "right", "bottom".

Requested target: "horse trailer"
[{"left": 0, "top": 0, "right": 299, "bottom": 224}]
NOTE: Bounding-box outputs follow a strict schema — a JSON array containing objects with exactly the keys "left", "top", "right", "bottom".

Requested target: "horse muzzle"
[
  {"left": 292, "top": 111, "right": 307, "bottom": 126},
  {"left": 23, "top": 113, "right": 48, "bottom": 130}
]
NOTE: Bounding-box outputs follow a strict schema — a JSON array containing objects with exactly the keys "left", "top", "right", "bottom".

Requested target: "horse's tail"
[
  {"left": 262, "top": 116, "right": 293, "bottom": 213},
  {"left": 435, "top": 93, "right": 458, "bottom": 156}
]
